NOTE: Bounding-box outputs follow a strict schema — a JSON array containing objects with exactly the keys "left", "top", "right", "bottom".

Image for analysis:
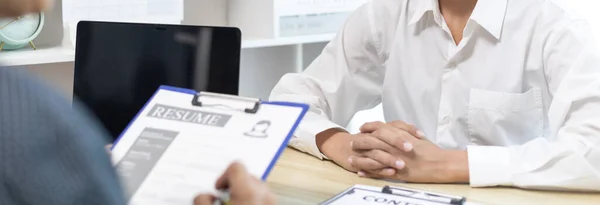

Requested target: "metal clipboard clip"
[
  {"left": 191, "top": 91, "right": 261, "bottom": 114},
  {"left": 381, "top": 185, "right": 466, "bottom": 205}
]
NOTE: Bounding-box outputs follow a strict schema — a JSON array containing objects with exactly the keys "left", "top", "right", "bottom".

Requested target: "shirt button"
[
  {"left": 447, "top": 63, "right": 457, "bottom": 69},
  {"left": 443, "top": 116, "right": 450, "bottom": 124}
]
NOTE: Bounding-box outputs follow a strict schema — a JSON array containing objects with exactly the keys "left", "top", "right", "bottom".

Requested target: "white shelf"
[
  {"left": 0, "top": 34, "right": 333, "bottom": 67},
  {"left": 0, "top": 45, "right": 75, "bottom": 67},
  {"left": 242, "top": 33, "right": 335, "bottom": 49}
]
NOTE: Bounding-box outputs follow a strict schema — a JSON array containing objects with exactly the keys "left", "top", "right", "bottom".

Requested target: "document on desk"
[
  {"left": 110, "top": 86, "right": 308, "bottom": 205},
  {"left": 321, "top": 185, "right": 483, "bottom": 205}
]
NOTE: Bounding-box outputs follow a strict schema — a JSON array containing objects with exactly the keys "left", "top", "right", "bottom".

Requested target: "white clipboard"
[{"left": 110, "top": 85, "right": 308, "bottom": 205}]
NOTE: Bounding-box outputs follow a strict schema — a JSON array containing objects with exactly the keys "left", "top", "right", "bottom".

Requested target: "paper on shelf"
[
  {"left": 273, "top": 0, "right": 369, "bottom": 37},
  {"left": 275, "top": 0, "right": 368, "bottom": 16}
]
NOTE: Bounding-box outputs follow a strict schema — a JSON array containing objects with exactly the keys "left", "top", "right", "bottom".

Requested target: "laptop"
[{"left": 73, "top": 21, "right": 242, "bottom": 140}]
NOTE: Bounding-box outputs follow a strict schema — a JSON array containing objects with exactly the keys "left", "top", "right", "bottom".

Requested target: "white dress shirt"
[{"left": 270, "top": 0, "right": 600, "bottom": 191}]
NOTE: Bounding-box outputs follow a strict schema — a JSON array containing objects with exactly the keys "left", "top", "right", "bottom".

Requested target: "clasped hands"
[{"left": 322, "top": 121, "right": 469, "bottom": 183}]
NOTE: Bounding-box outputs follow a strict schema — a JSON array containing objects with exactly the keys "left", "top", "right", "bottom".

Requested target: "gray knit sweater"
[{"left": 0, "top": 68, "right": 126, "bottom": 205}]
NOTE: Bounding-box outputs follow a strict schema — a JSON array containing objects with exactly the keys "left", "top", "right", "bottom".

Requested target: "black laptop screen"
[{"left": 74, "top": 21, "right": 241, "bottom": 139}]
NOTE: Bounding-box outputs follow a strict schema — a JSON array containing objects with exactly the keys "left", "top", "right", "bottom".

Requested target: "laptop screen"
[{"left": 74, "top": 21, "right": 241, "bottom": 140}]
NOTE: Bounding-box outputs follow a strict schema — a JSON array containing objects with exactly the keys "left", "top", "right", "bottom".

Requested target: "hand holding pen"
[{"left": 195, "top": 162, "right": 277, "bottom": 205}]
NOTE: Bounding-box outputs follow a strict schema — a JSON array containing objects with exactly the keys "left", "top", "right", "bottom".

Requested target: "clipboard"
[
  {"left": 110, "top": 85, "right": 309, "bottom": 204},
  {"left": 321, "top": 185, "right": 468, "bottom": 205}
]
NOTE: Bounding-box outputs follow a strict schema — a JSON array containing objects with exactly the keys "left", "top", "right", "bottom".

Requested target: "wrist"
[
  {"left": 316, "top": 128, "right": 349, "bottom": 156},
  {"left": 316, "top": 128, "right": 356, "bottom": 171},
  {"left": 444, "top": 150, "right": 470, "bottom": 183}
]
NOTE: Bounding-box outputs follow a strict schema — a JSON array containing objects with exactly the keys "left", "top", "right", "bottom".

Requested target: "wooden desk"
[{"left": 268, "top": 149, "right": 600, "bottom": 205}]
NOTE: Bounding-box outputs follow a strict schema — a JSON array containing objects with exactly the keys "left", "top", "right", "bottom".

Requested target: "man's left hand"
[{"left": 349, "top": 121, "right": 470, "bottom": 183}]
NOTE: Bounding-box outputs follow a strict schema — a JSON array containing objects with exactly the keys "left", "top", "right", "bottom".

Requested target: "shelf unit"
[
  {"left": 0, "top": 45, "right": 74, "bottom": 66},
  {"left": 3, "top": 1, "right": 340, "bottom": 62},
  {"left": 0, "top": 0, "right": 339, "bottom": 102}
]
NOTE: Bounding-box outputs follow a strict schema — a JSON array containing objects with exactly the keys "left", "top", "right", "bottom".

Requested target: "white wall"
[
  {"left": 183, "top": 0, "right": 227, "bottom": 26},
  {"left": 240, "top": 46, "right": 300, "bottom": 99},
  {"left": 553, "top": 0, "right": 600, "bottom": 49}
]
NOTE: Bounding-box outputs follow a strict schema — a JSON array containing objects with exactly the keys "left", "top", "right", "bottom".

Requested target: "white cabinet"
[{"left": 229, "top": 0, "right": 367, "bottom": 39}]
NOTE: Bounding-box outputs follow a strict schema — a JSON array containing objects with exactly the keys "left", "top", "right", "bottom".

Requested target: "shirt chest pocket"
[{"left": 466, "top": 87, "right": 544, "bottom": 145}]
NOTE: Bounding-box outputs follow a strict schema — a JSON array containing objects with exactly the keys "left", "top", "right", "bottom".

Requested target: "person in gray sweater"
[{"left": 0, "top": 68, "right": 126, "bottom": 204}]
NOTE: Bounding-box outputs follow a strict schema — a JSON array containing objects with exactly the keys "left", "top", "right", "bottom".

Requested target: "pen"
[
  {"left": 214, "top": 191, "right": 231, "bottom": 205},
  {"left": 382, "top": 186, "right": 466, "bottom": 205}
]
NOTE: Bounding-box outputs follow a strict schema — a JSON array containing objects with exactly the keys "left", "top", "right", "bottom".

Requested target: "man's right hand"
[
  {"left": 194, "top": 162, "right": 276, "bottom": 205},
  {"left": 316, "top": 121, "right": 423, "bottom": 177},
  {"left": 317, "top": 128, "right": 400, "bottom": 177}
]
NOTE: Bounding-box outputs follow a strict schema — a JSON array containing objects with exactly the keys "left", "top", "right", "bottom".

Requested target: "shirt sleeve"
[
  {"left": 467, "top": 19, "right": 600, "bottom": 191},
  {"left": 269, "top": 2, "right": 388, "bottom": 159},
  {"left": 0, "top": 68, "right": 127, "bottom": 205}
]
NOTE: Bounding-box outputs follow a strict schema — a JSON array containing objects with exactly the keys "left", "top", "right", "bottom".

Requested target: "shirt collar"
[
  {"left": 470, "top": 0, "right": 508, "bottom": 40},
  {"left": 408, "top": 0, "right": 508, "bottom": 40},
  {"left": 408, "top": 0, "right": 441, "bottom": 26}
]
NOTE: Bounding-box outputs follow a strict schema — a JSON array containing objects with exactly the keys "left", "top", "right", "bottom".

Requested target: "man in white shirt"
[{"left": 270, "top": 0, "right": 600, "bottom": 191}]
